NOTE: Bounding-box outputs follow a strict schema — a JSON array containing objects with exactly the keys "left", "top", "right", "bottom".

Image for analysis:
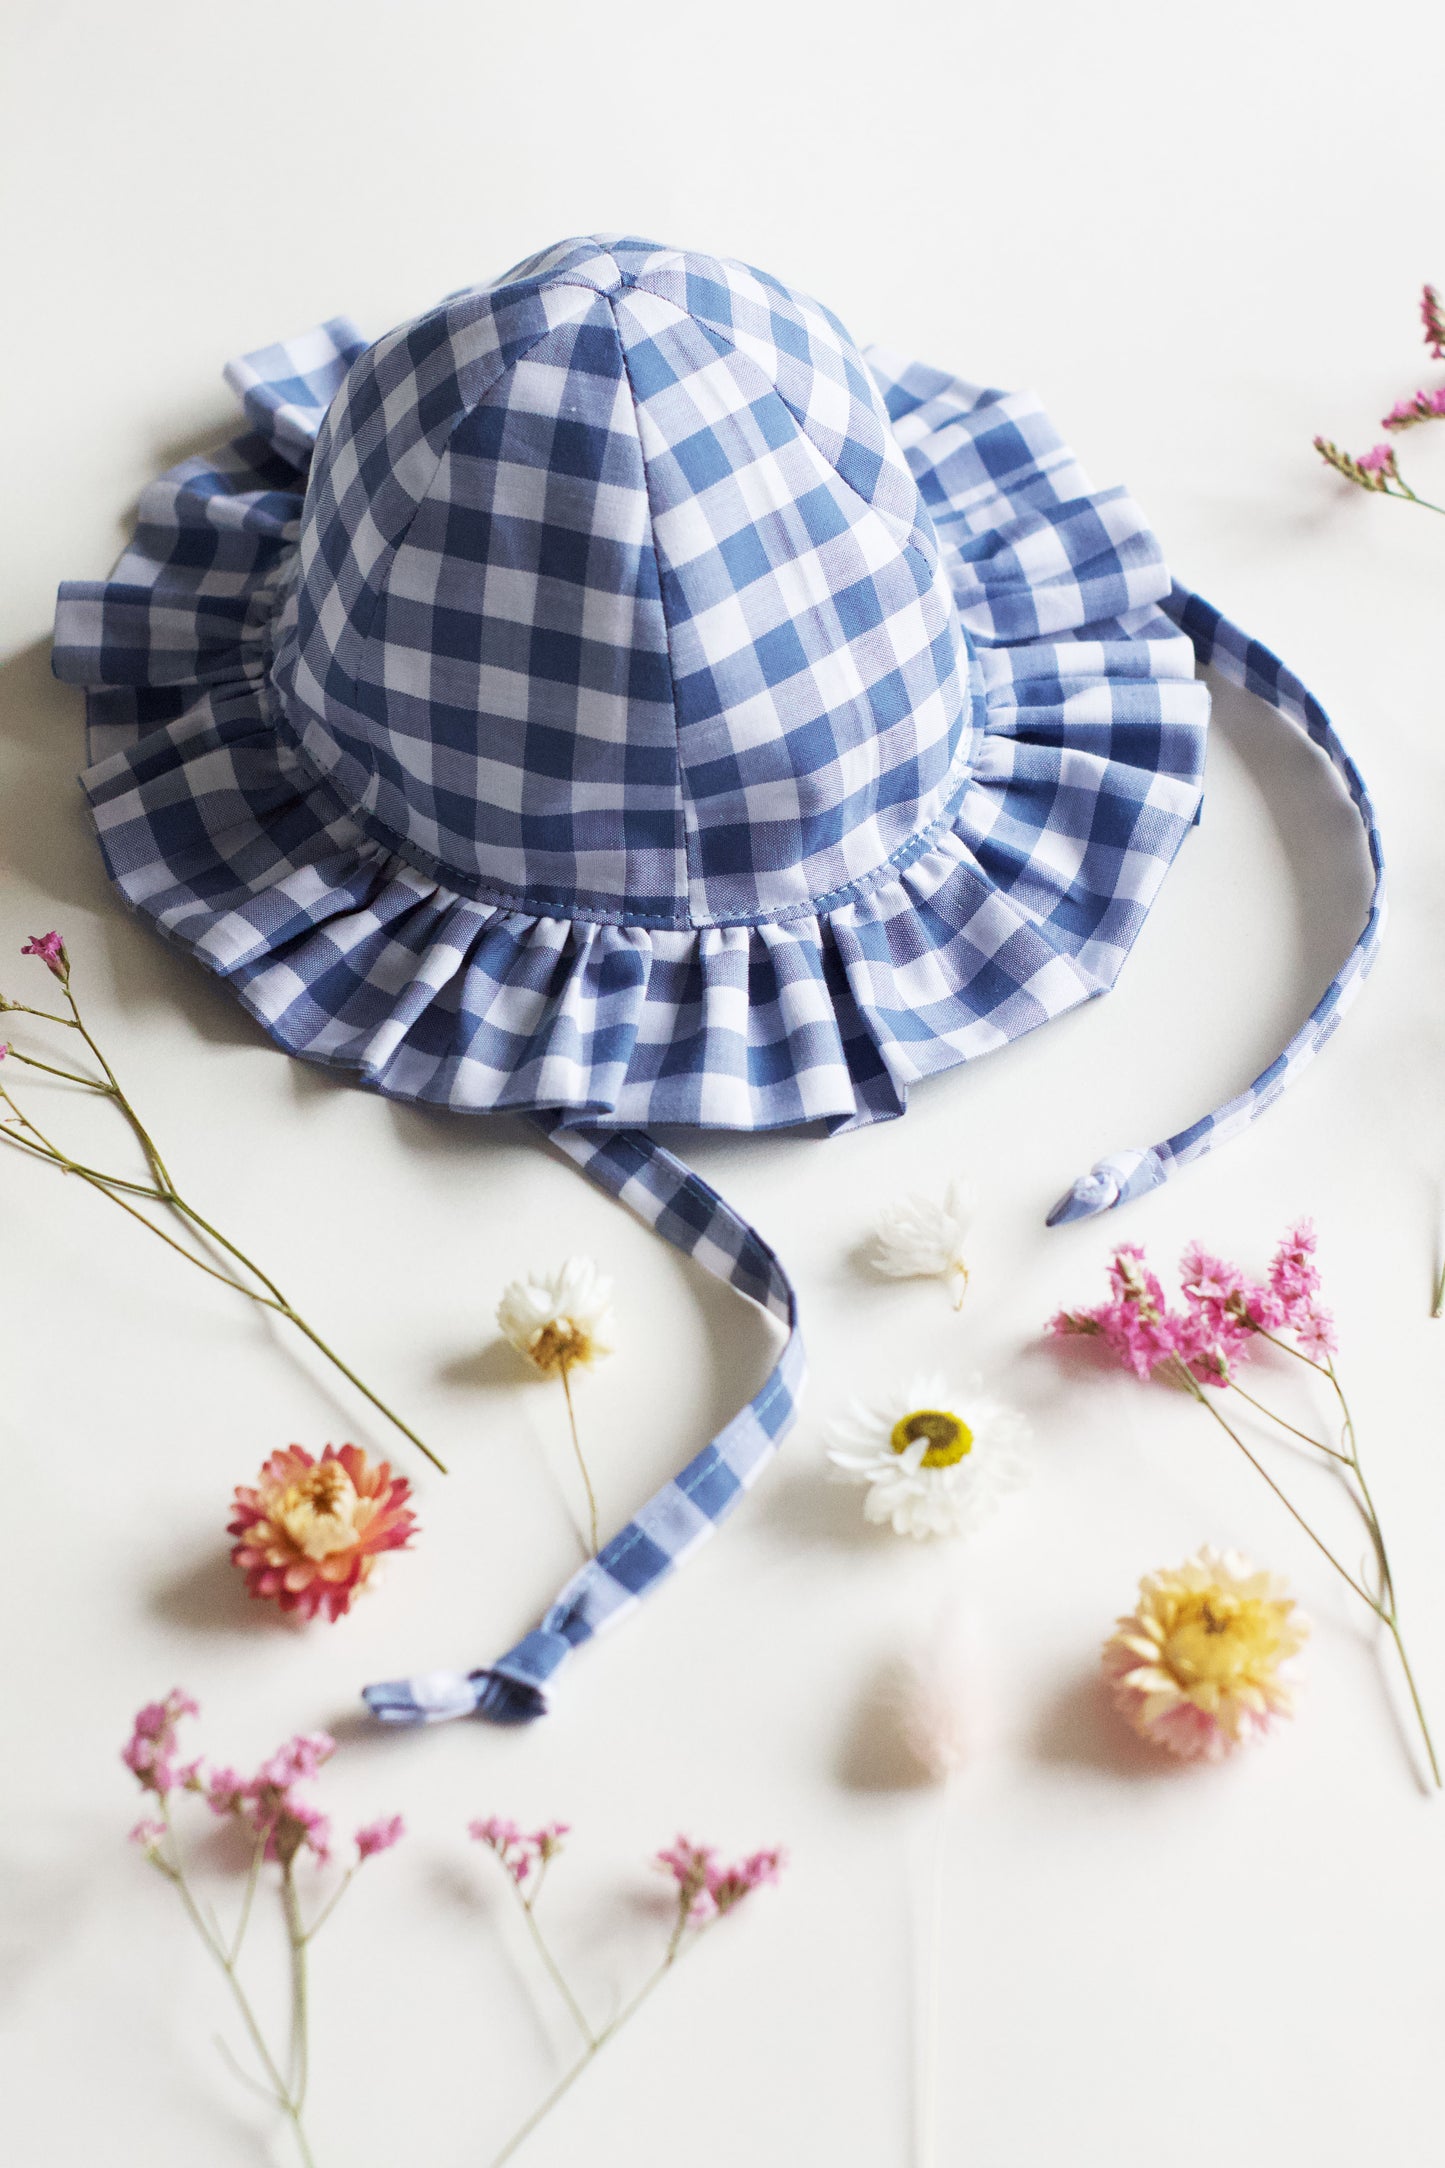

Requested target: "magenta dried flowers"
[
  {"left": 122, "top": 1693, "right": 404, "bottom": 2168},
  {"left": 471, "top": 1815, "right": 784, "bottom": 2167},
  {"left": 1314, "top": 279, "right": 1445, "bottom": 515},
  {"left": 1051, "top": 1220, "right": 1439, "bottom": 1787},
  {"left": 498, "top": 1257, "right": 614, "bottom": 1552},
  {"left": 0, "top": 933, "right": 442, "bottom": 1469}
]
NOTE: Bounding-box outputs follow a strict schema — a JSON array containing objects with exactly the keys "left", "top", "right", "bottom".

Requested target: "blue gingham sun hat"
[{"left": 52, "top": 235, "right": 1382, "bottom": 1727}]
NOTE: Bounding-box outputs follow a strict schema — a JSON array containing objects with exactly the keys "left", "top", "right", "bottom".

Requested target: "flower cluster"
[
  {"left": 468, "top": 1815, "right": 571, "bottom": 1885},
  {"left": 655, "top": 1836, "right": 786, "bottom": 1925},
  {"left": 228, "top": 1442, "right": 417, "bottom": 1622},
  {"left": 1315, "top": 281, "right": 1445, "bottom": 512},
  {"left": 19, "top": 929, "right": 67, "bottom": 980},
  {"left": 122, "top": 1689, "right": 200, "bottom": 1801},
  {"left": 123, "top": 1696, "right": 404, "bottom": 1871},
  {"left": 1103, "top": 1548, "right": 1309, "bottom": 1762},
  {"left": 1049, "top": 1219, "right": 1334, "bottom": 1386}
]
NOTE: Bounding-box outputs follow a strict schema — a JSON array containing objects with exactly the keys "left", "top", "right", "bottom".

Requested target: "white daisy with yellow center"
[{"left": 825, "top": 1372, "right": 1030, "bottom": 1539}]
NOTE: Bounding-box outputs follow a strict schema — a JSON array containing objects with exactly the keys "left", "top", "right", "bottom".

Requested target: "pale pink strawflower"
[
  {"left": 1104, "top": 1548, "right": 1309, "bottom": 1762},
  {"left": 354, "top": 1814, "right": 406, "bottom": 1861}
]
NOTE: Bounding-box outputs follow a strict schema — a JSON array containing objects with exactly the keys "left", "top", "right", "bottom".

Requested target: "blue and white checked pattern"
[
  {"left": 365, "top": 1117, "right": 803, "bottom": 1723},
  {"left": 51, "top": 237, "right": 1384, "bottom": 1725},
  {"left": 1047, "top": 585, "right": 1386, "bottom": 1223},
  {"left": 274, "top": 236, "right": 968, "bottom": 930}
]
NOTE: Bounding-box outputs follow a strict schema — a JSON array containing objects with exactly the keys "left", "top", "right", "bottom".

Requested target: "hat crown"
[{"left": 274, "top": 236, "right": 972, "bottom": 929}]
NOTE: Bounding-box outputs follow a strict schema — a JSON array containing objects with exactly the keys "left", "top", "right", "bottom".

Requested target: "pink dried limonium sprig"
[
  {"left": 1050, "top": 1221, "right": 1439, "bottom": 1789},
  {"left": 1314, "top": 279, "right": 1445, "bottom": 514},
  {"left": 228, "top": 1441, "right": 417, "bottom": 1622},
  {"left": 0, "top": 933, "right": 443, "bottom": 1472},
  {"left": 122, "top": 1695, "right": 404, "bottom": 2168},
  {"left": 472, "top": 1814, "right": 785, "bottom": 2168}
]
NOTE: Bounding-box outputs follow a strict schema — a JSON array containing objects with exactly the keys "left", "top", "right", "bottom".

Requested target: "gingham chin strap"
[
  {"left": 363, "top": 1120, "right": 803, "bottom": 1726},
  {"left": 1048, "top": 583, "right": 1386, "bottom": 1227}
]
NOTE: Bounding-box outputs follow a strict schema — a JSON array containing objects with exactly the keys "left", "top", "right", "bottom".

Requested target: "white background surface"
[{"left": 5, "top": 4, "right": 1445, "bottom": 2163}]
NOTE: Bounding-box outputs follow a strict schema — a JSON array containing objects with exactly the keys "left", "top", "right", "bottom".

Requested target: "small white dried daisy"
[
  {"left": 497, "top": 1256, "right": 614, "bottom": 1554},
  {"left": 868, "top": 1178, "right": 975, "bottom": 1307},
  {"left": 497, "top": 1257, "right": 615, "bottom": 1375},
  {"left": 826, "top": 1371, "right": 1029, "bottom": 1540}
]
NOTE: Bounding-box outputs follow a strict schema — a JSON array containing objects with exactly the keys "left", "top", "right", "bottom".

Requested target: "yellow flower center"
[
  {"left": 1160, "top": 1591, "right": 1288, "bottom": 1691},
  {"left": 889, "top": 1408, "right": 974, "bottom": 1468},
  {"left": 528, "top": 1321, "right": 593, "bottom": 1373},
  {"left": 275, "top": 1462, "right": 363, "bottom": 1561}
]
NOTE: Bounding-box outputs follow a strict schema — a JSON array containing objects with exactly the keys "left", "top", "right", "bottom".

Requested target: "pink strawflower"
[
  {"left": 1422, "top": 282, "right": 1445, "bottom": 359},
  {"left": 20, "top": 931, "right": 68, "bottom": 981},
  {"left": 121, "top": 1689, "right": 200, "bottom": 1797},
  {"left": 655, "top": 1836, "right": 786, "bottom": 1925},
  {"left": 1383, "top": 384, "right": 1445, "bottom": 431},
  {"left": 228, "top": 1442, "right": 417, "bottom": 1623},
  {"left": 355, "top": 1814, "right": 406, "bottom": 1861}
]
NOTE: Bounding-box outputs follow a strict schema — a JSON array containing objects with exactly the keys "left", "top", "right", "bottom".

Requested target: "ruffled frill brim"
[{"left": 52, "top": 325, "right": 1209, "bottom": 1133}]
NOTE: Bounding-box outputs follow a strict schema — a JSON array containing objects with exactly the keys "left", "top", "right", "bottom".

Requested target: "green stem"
[
  {"left": 511, "top": 1878, "right": 596, "bottom": 2050},
  {"left": 1224, "top": 1378, "right": 1349, "bottom": 1460},
  {"left": 2, "top": 1046, "right": 111, "bottom": 1090},
  {"left": 1432, "top": 1255, "right": 1445, "bottom": 1321},
  {"left": 302, "top": 1865, "right": 356, "bottom": 1944},
  {"left": 558, "top": 1359, "right": 599, "bottom": 1555},
  {"left": 281, "top": 1864, "right": 311, "bottom": 2114},
  {"left": 486, "top": 1910, "right": 696, "bottom": 2168},
  {"left": 1175, "top": 1362, "right": 1380, "bottom": 1609},
  {"left": 159, "top": 1804, "right": 318, "bottom": 2168}
]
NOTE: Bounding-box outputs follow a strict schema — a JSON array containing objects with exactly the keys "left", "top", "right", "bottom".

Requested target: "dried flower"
[
  {"left": 1051, "top": 1224, "right": 1439, "bottom": 1790},
  {"left": 826, "top": 1371, "right": 1030, "bottom": 1539},
  {"left": 355, "top": 1814, "right": 406, "bottom": 1861},
  {"left": 1103, "top": 1548, "right": 1308, "bottom": 1761},
  {"left": 121, "top": 1689, "right": 200, "bottom": 1796},
  {"left": 228, "top": 1442, "right": 417, "bottom": 1622},
  {"left": 1314, "top": 435, "right": 1400, "bottom": 491},
  {"left": 122, "top": 1696, "right": 401, "bottom": 2162},
  {"left": 20, "top": 930, "right": 68, "bottom": 981},
  {"left": 655, "top": 1836, "right": 786, "bottom": 1925},
  {"left": 497, "top": 1257, "right": 615, "bottom": 1374},
  {"left": 1383, "top": 384, "right": 1445, "bottom": 431},
  {"left": 1422, "top": 282, "right": 1445, "bottom": 359},
  {"left": 468, "top": 1815, "right": 570, "bottom": 1885},
  {"left": 498, "top": 1257, "right": 612, "bottom": 1553},
  {"left": 868, "top": 1176, "right": 975, "bottom": 1306},
  {"left": 894, "top": 1643, "right": 972, "bottom": 1781}
]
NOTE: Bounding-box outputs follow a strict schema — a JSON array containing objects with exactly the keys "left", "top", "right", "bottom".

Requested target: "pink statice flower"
[
  {"left": 469, "top": 1816, "right": 570, "bottom": 1884},
  {"left": 20, "top": 931, "right": 68, "bottom": 981},
  {"left": 655, "top": 1836, "right": 786, "bottom": 1925},
  {"left": 1422, "top": 282, "right": 1445, "bottom": 359},
  {"left": 121, "top": 1690, "right": 200, "bottom": 1797},
  {"left": 1051, "top": 1221, "right": 1336, "bottom": 1388},
  {"left": 198, "top": 1732, "right": 339, "bottom": 1867},
  {"left": 1383, "top": 384, "right": 1445, "bottom": 431},
  {"left": 1314, "top": 436, "right": 1399, "bottom": 493},
  {"left": 354, "top": 1814, "right": 406, "bottom": 1861},
  {"left": 1355, "top": 442, "right": 1399, "bottom": 477},
  {"left": 128, "top": 1817, "right": 168, "bottom": 1852}
]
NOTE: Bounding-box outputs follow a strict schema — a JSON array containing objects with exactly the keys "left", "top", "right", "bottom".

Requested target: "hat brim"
[{"left": 52, "top": 331, "right": 1207, "bottom": 1132}]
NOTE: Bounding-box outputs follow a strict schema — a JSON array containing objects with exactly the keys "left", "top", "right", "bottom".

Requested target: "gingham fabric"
[
  {"left": 51, "top": 235, "right": 1384, "bottom": 1725},
  {"left": 365, "top": 1116, "right": 803, "bottom": 1723}
]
